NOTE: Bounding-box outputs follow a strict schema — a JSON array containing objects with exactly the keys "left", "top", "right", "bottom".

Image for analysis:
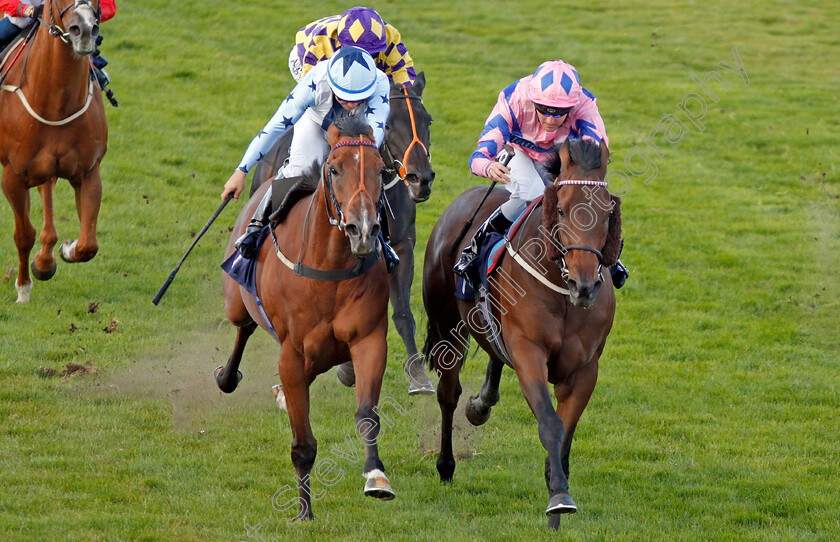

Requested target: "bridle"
[
  {"left": 322, "top": 139, "right": 385, "bottom": 232},
  {"left": 381, "top": 86, "right": 431, "bottom": 188},
  {"left": 551, "top": 179, "right": 610, "bottom": 281},
  {"left": 37, "top": 0, "right": 100, "bottom": 45}
]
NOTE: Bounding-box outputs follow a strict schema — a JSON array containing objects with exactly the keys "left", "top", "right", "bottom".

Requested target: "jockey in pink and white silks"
[
  {"left": 455, "top": 59, "right": 628, "bottom": 287},
  {"left": 221, "top": 46, "right": 393, "bottom": 263}
]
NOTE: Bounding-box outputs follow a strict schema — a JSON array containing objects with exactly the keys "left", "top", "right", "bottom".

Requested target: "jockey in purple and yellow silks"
[
  {"left": 288, "top": 6, "right": 416, "bottom": 88},
  {"left": 455, "top": 59, "right": 629, "bottom": 288}
]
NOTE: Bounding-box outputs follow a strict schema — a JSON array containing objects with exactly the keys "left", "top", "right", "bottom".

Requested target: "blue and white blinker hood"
[{"left": 327, "top": 46, "right": 378, "bottom": 102}]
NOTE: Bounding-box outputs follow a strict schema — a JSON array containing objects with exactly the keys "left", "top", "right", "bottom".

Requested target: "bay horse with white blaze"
[
  {"left": 0, "top": 0, "right": 106, "bottom": 303},
  {"left": 422, "top": 138, "right": 621, "bottom": 529},
  {"left": 218, "top": 116, "right": 395, "bottom": 521},
  {"left": 251, "top": 73, "right": 436, "bottom": 394}
]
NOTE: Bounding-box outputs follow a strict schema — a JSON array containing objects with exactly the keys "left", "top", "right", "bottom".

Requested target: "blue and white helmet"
[{"left": 327, "top": 46, "right": 378, "bottom": 102}]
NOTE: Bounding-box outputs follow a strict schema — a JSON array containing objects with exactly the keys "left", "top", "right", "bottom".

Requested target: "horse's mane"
[
  {"left": 333, "top": 111, "right": 374, "bottom": 141},
  {"left": 542, "top": 138, "right": 603, "bottom": 180},
  {"left": 541, "top": 139, "right": 622, "bottom": 266},
  {"left": 269, "top": 114, "right": 376, "bottom": 224}
]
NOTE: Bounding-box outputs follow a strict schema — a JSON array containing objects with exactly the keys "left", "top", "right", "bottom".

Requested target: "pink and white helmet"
[{"left": 528, "top": 60, "right": 582, "bottom": 109}]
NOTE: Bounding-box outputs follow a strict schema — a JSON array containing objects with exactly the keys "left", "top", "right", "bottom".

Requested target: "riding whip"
[
  {"left": 448, "top": 145, "right": 515, "bottom": 255},
  {"left": 152, "top": 194, "right": 233, "bottom": 305}
]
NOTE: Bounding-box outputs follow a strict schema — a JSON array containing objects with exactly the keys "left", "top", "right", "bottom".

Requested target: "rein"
[{"left": 381, "top": 87, "right": 430, "bottom": 189}]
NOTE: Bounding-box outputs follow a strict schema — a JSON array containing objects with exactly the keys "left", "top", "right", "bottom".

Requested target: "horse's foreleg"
[
  {"left": 349, "top": 331, "right": 395, "bottom": 500},
  {"left": 214, "top": 321, "right": 257, "bottom": 393},
  {"left": 511, "top": 340, "right": 576, "bottom": 520},
  {"left": 390, "top": 231, "right": 434, "bottom": 395},
  {"left": 2, "top": 168, "right": 36, "bottom": 302},
  {"left": 32, "top": 178, "right": 58, "bottom": 281},
  {"left": 60, "top": 164, "right": 101, "bottom": 263},
  {"left": 554, "top": 357, "right": 598, "bottom": 484},
  {"left": 279, "top": 345, "right": 317, "bottom": 522},
  {"left": 465, "top": 356, "right": 504, "bottom": 426}
]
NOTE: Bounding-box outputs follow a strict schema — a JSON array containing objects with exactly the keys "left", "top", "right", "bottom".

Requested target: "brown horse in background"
[
  {"left": 422, "top": 138, "right": 621, "bottom": 529},
  {"left": 217, "top": 116, "right": 395, "bottom": 521},
  {"left": 0, "top": 0, "right": 106, "bottom": 303}
]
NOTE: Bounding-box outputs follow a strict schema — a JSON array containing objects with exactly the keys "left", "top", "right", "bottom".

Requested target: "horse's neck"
[
  {"left": 23, "top": 28, "right": 90, "bottom": 107},
  {"left": 511, "top": 209, "right": 570, "bottom": 299}
]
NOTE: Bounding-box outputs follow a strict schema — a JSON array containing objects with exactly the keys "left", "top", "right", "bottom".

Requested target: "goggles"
[{"left": 533, "top": 103, "right": 572, "bottom": 118}]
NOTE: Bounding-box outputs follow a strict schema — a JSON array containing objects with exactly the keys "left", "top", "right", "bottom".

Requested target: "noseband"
[
  {"left": 323, "top": 139, "right": 385, "bottom": 232},
  {"left": 381, "top": 87, "right": 431, "bottom": 187},
  {"left": 40, "top": 0, "right": 99, "bottom": 44},
  {"left": 552, "top": 179, "right": 609, "bottom": 280}
]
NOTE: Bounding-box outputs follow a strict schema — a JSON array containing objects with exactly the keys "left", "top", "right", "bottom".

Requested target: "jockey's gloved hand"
[{"left": 32, "top": 5, "right": 43, "bottom": 19}]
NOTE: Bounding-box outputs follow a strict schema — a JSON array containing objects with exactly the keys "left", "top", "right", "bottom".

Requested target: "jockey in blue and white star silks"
[{"left": 221, "top": 46, "right": 391, "bottom": 259}]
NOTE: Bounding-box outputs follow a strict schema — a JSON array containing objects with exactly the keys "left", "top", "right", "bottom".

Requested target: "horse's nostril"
[
  {"left": 68, "top": 25, "right": 81, "bottom": 37},
  {"left": 567, "top": 279, "right": 577, "bottom": 291},
  {"left": 370, "top": 223, "right": 381, "bottom": 239},
  {"left": 344, "top": 224, "right": 360, "bottom": 238}
]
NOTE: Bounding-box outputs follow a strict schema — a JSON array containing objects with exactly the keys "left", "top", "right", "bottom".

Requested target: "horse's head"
[
  {"left": 325, "top": 115, "right": 387, "bottom": 257},
  {"left": 542, "top": 139, "right": 622, "bottom": 308},
  {"left": 384, "top": 72, "right": 435, "bottom": 202},
  {"left": 51, "top": 0, "right": 100, "bottom": 56}
]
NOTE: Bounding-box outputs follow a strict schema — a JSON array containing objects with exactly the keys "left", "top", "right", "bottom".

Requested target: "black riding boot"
[
  {"left": 609, "top": 240, "right": 629, "bottom": 289},
  {"left": 453, "top": 207, "right": 512, "bottom": 277},
  {"left": 234, "top": 186, "right": 273, "bottom": 259}
]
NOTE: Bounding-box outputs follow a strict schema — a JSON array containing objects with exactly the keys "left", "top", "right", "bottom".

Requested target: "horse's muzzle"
[
  {"left": 406, "top": 170, "right": 434, "bottom": 203},
  {"left": 567, "top": 277, "right": 602, "bottom": 309},
  {"left": 345, "top": 220, "right": 381, "bottom": 256}
]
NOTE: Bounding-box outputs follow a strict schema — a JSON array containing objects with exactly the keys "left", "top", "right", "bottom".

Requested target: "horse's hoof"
[
  {"left": 214, "top": 365, "right": 242, "bottom": 393},
  {"left": 465, "top": 396, "right": 491, "bottom": 426},
  {"left": 546, "top": 492, "right": 577, "bottom": 515},
  {"left": 59, "top": 240, "right": 76, "bottom": 263},
  {"left": 405, "top": 359, "right": 435, "bottom": 395},
  {"left": 363, "top": 470, "right": 395, "bottom": 500},
  {"left": 31, "top": 260, "right": 57, "bottom": 281},
  {"left": 15, "top": 281, "right": 32, "bottom": 303},
  {"left": 271, "top": 383, "right": 287, "bottom": 411},
  {"left": 336, "top": 361, "right": 355, "bottom": 387}
]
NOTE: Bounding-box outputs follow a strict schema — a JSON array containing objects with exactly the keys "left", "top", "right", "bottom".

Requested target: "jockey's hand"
[
  {"left": 486, "top": 162, "right": 511, "bottom": 184},
  {"left": 222, "top": 170, "right": 247, "bottom": 202},
  {"left": 23, "top": 5, "right": 35, "bottom": 17}
]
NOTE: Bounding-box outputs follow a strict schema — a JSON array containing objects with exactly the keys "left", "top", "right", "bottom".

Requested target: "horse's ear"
[
  {"left": 327, "top": 123, "right": 341, "bottom": 148},
  {"left": 558, "top": 139, "right": 571, "bottom": 176},
  {"left": 601, "top": 195, "right": 622, "bottom": 266},
  {"left": 413, "top": 72, "right": 426, "bottom": 96},
  {"left": 596, "top": 140, "right": 609, "bottom": 180}
]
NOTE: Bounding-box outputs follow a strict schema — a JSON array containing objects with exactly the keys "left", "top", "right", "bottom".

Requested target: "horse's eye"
[
  {"left": 385, "top": 124, "right": 392, "bottom": 131},
  {"left": 557, "top": 207, "right": 565, "bottom": 218},
  {"left": 329, "top": 166, "right": 338, "bottom": 176}
]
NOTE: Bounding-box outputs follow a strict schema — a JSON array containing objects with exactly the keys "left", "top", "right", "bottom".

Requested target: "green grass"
[{"left": 1, "top": 0, "right": 839, "bottom": 540}]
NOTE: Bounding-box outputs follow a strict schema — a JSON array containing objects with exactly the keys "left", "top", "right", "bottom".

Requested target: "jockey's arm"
[
  {"left": 0, "top": 1, "right": 32, "bottom": 17},
  {"left": 100, "top": 0, "right": 116, "bottom": 22},
  {"left": 222, "top": 73, "right": 318, "bottom": 201},
  {"left": 469, "top": 87, "right": 515, "bottom": 181},
  {"left": 379, "top": 25, "right": 416, "bottom": 87},
  {"left": 364, "top": 73, "right": 392, "bottom": 146}
]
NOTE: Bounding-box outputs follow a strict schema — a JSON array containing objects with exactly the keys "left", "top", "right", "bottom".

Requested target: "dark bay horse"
[
  {"left": 422, "top": 139, "right": 622, "bottom": 529},
  {"left": 251, "top": 73, "right": 436, "bottom": 395},
  {"left": 218, "top": 116, "right": 395, "bottom": 521},
  {"left": 0, "top": 0, "right": 106, "bottom": 302}
]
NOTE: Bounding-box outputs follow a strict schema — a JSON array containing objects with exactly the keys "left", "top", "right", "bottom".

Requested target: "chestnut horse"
[
  {"left": 251, "top": 73, "right": 436, "bottom": 394},
  {"left": 217, "top": 116, "right": 395, "bottom": 521},
  {"left": 0, "top": 0, "right": 106, "bottom": 302},
  {"left": 422, "top": 138, "right": 622, "bottom": 529}
]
